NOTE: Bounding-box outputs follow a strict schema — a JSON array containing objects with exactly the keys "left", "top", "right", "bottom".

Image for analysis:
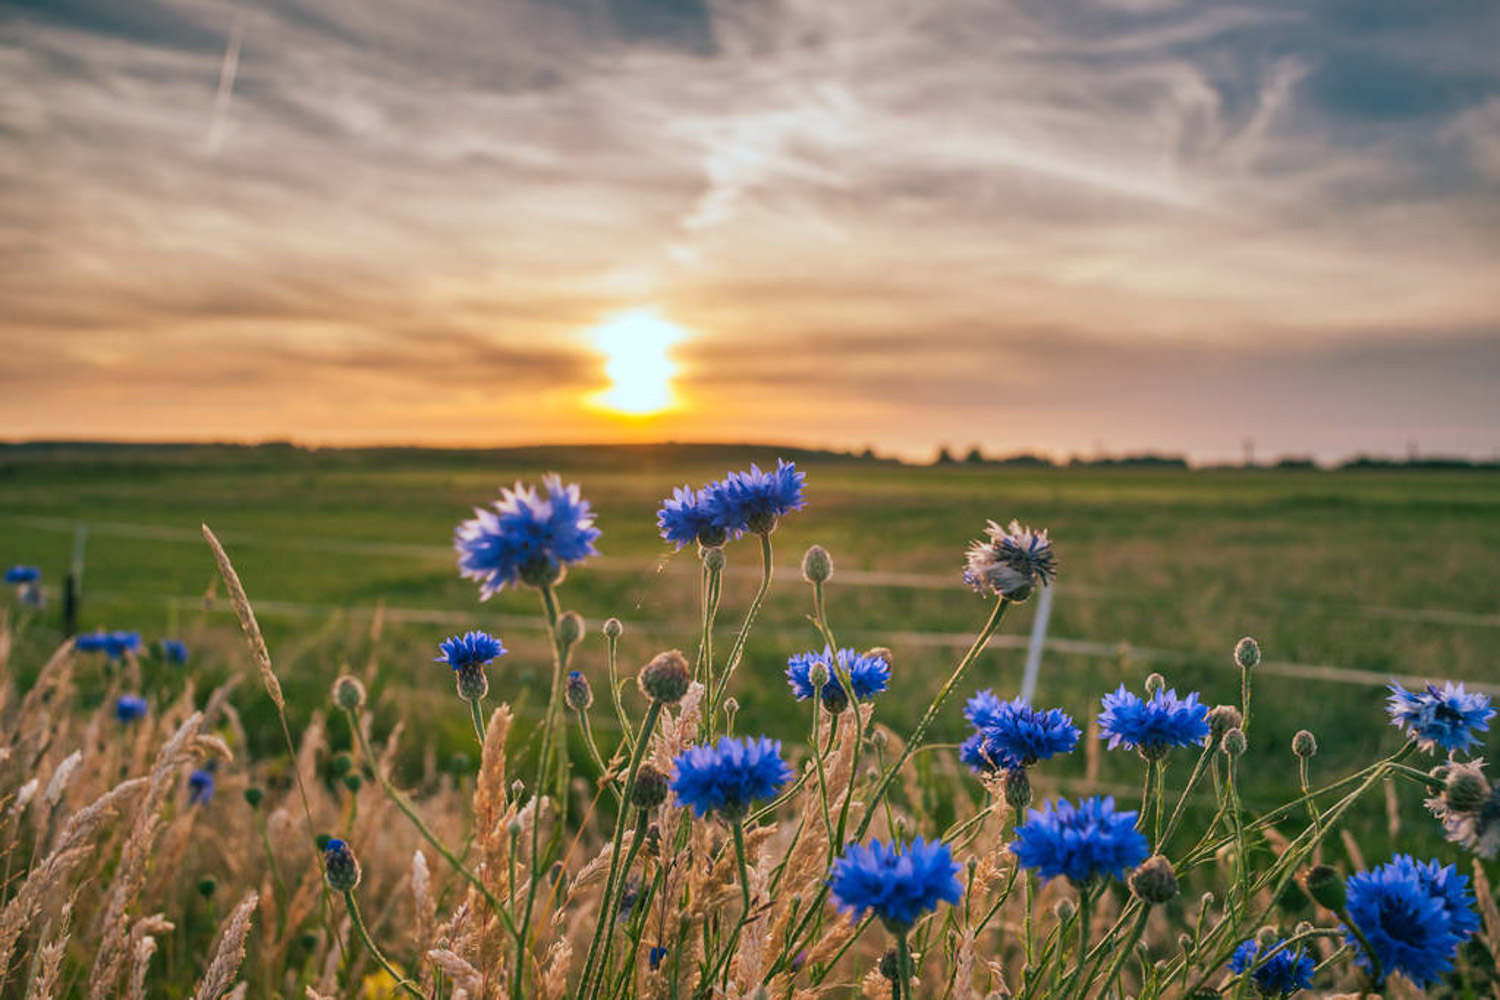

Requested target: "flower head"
[
  {"left": 1387, "top": 681, "right": 1493, "bottom": 756},
  {"left": 76, "top": 630, "right": 141, "bottom": 659},
  {"left": 648, "top": 946, "right": 669, "bottom": 971},
  {"left": 669, "top": 736, "right": 793, "bottom": 819},
  {"left": 187, "top": 768, "right": 215, "bottom": 805},
  {"left": 5, "top": 565, "right": 40, "bottom": 584},
  {"left": 455, "top": 475, "right": 600, "bottom": 597},
  {"left": 115, "top": 694, "right": 148, "bottom": 722},
  {"left": 960, "top": 690, "right": 1079, "bottom": 772},
  {"left": 437, "top": 631, "right": 507, "bottom": 670},
  {"left": 1432, "top": 779, "right": 1500, "bottom": 859},
  {"left": 1344, "top": 854, "right": 1479, "bottom": 987},
  {"left": 1010, "top": 795, "right": 1148, "bottom": 884},
  {"left": 829, "top": 837, "right": 963, "bottom": 932},
  {"left": 657, "top": 485, "right": 722, "bottom": 549},
  {"left": 1098, "top": 685, "right": 1210, "bottom": 759},
  {"left": 324, "top": 838, "right": 361, "bottom": 891},
  {"left": 786, "top": 647, "right": 890, "bottom": 712},
  {"left": 963, "top": 520, "right": 1055, "bottom": 600},
  {"left": 1230, "top": 938, "right": 1315, "bottom": 997},
  {"left": 701, "top": 460, "right": 806, "bottom": 537},
  {"left": 160, "top": 639, "right": 189, "bottom": 665}
]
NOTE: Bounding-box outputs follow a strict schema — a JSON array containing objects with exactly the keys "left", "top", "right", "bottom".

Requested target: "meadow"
[{"left": 2, "top": 443, "right": 1498, "bottom": 997}]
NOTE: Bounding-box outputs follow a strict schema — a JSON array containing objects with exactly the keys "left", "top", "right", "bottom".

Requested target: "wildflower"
[
  {"left": 648, "top": 946, "right": 668, "bottom": 971},
  {"left": 324, "top": 838, "right": 362, "bottom": 891},
  {"left": 1344, "top": 854, "right": 1479, "bottom": 987},
  {"left": 160, "top": 639, "right": 189, "bottom": 665},
  {"left": 77, "top": 630, "right": 142, "bottom": 659},
  {"left": 565, "top": 670, "right": 593, "bottom": 711},
  {"left": 188, "top": 768, "right": 215, "bottom": 805},
  {"left": 829, "top": 837, "right": 963, "bottom": 932},
  {"left": 702, "top": 460, "right": 806, "bottom": 537},
  {"left": 4, "top": 565, "right": 40, "bottom": 584},
  {"left": 454, "top": 475, "right": 600, "bottom": 597},
  {"left": 1098, "top": 685, "right": 1210, "bottom": 760},
  {"left": 1229, "top": 938, "right": 1314, "bottom": 997},
  {"left": 657, "top": 485, "right": 723, "bottom": 549},
  {"left": 638, "top": 650, "right": 691, "bottom": 705},
  {"left": 437, "top": 631, "right": 506, "bottom": 702},
  {"left": 959, "top": 690, "right": 1079, "bottom": 772},
  {"left": 1010, "top": 795, "right": 1148, "bottom": 885},
  {"left": 669, "top": 736, "right": 793, "bottom": 820},
  {"left": 1386, "top": 681, "right": 1493, "bottom": 755},
  {"left": 114, "top": 694, "right": 148, "bottom": 723},
  {"left": 73, "top": 632, "right": 106, "bottom": 654},
  {"left": 963, "top": 519, "right": 1055, "bottom": 601},
  {"left": 786, "top": 647, "right": 890, "bottom": 713}
]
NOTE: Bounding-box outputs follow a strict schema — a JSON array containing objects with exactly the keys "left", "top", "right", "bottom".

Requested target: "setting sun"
[{"left": 586, "top": 309, "right": 688, "bottom": 416}]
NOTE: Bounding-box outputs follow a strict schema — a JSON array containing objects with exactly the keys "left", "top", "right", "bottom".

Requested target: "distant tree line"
[{"left": 931, "top": 445, "right": 1500, "bottom": 471}]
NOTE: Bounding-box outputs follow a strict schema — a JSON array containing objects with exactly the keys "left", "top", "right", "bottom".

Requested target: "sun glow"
[{"left": 586, "top": 310, "right": 688, "bottom": 416}]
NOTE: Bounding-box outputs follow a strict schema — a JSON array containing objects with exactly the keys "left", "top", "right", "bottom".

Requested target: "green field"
[{"left": 4, "top": 442, "right": 1498, "bottom": 856}]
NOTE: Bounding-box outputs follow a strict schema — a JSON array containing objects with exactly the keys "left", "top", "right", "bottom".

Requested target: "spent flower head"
[
  {"left": 1426, "top": 761, "right": 1500, "bottom": 859},
  {"left": 455, "top": 474, "right": 600, "bottom": 597},
  {"left": 1099, "top": 685, "right": 1210, "bottom": 759},
  {"left": 1011, "top": 795, "right": 1149, "bottom": 885},
  {"left": 828, "top": 837, "right": 963, "bottom": 932},
  {"left": 963, "top": 519, "right": 1055, "bottom": 601},
  {"left": 669, "top": 736, "right": 793, "bottom": 820},
  {"left": 1386, "top": 681, "right": 1493, "bottom": 755}
]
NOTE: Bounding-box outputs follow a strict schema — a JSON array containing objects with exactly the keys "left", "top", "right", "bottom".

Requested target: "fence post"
[{"left": 1020, "top": 583, "right": 1054, "bottom": 703}]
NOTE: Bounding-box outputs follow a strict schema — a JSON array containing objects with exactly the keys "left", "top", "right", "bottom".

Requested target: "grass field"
[{"left": 4, "top": 442, "right": 1499, "bottom": 856}]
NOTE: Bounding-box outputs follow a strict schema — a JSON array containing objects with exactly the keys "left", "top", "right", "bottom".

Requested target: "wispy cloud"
[{"left": 1, "top": 0, "right": 1497, "bottom": 459}]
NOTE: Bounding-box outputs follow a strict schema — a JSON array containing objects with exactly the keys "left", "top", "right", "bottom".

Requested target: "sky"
[{"left": 3, "top": 0, "right": 1498, "bottom": 463}]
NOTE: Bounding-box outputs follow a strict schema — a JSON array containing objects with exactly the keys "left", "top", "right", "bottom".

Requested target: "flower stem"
[
  {"left": 605, "top": 627, "right": 633, "bottom": 757},
  {"left": 343, "top": 888, "right": 422, "bottom": 998},
  {"left": 896, "top": 932, "right": 914, "bottom": 1000},
  {"left": 576, "top": 706, "right": 621, "bottom": 806},
  {"left": 709, "top": 532, "right": 773, "bottom": 717},
  {"left": 468, "top": 697, "right": 487, "bottom": 751}
]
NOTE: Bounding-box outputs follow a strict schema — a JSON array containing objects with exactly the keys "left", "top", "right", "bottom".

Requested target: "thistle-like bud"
[
  {"left": 1053, "top": 899, "right": 1076, "bottom": 923},
  {"left": 506, "top": 817, "right": 524, "bottom": 838},
  {"left": 801, "top": 545, "right": 833, "bottom": 584},
  {"left": 723, "top": 696, "right": 740, "bottom": 726},
  {"left": 879, "top": 949, "right": 900, "bottom": 981},
  {"left": 557, "top": 611, "right": 585, "bottom": 647},
  {"left": 603, "top": 617, "right": 624, "bottom": 639},
  {"left": 324, "top": 838, "right": 361, "bottom": 891},
  {"left": 638, "top": 650, "right": 691, "bottom": 704},
  {"left": 510, "top": 779, "right": 525, "bottom": 800},
  {"left": 1177, "top": 932, "right": 1193, "bottom": 953},
  {"left": 807, "top": 660, "right": 830, "bottom": 690},
  {"left": 1292, "top": 730, "right": 1318, "bottom": 759},
  {"left": 1199, "top": 891, "right": 1215, "bottom": 914},
  {"left": 1221, "top": 728, "right": 1247, "bottom": 757},
  {"left": 330, "top": 751, "right": 353, "bottom": 777},
  {"left": 455, "top": 662, "right": 488, "bottom": 701},
  {"left": 197, "top": 876, "right": 217, "bottom": 898},
  {"left": 243, "top": 786, "right": 264, "bottom": 809},
  {"left": 1129, "top": 855, "right": 1179, "bottom": 905},
  {"left": 566, "top": 670, "right": 593, "bottom": 711},
  {"left": 332, "top": 675, "right": 366, "bottom": 711},
  {"left": 1303, "top": 864, "right": 1346, "bottom": 912},
  {"left": 1144, "top": 672, "right": 1166, "bottom": 695},
  {"left": 1445, "top": 761, "right": 1490, "bottom": 814},
  {"left": 632, "top": 764, "right": 670, "bottom": 810},
  {"left": 1234, "top": 637, "right": 1260, "bottom": 670},
  {"left": 702, "top": 546, "right": 726, "bottom": 572},
  {"left": 1003, "top": 768, "right": 1032, "bottom": 811},
  {"left": 1293, "top": 921, "right": 1314, "bottom": 937},
  {"left": 342, "top": 773, "right": 363, "bottom": 793},
  {"left": 1207, "top": 705, "right": 1242, "bottom": 742}
]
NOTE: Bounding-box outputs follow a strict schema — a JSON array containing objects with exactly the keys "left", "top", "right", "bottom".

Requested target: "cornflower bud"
[
  {"left": 632, "top": 764, "right": 670, "bottom": 810},
  {"left": 1003, "top": 768, "right": 1032, "bottom": 811},
  {"left": 557, "top": 611, "right": 585, "bottom": 647},
  {"left": 1303, "top": 865, "right": 1345, "bottom": 911},
  {"left": 324, "top": 838, "right": 361, "bottom": 891},
  {"left": 638, "top": 650, "right": 691, "bottom": 704},
  {"left": 1234, "top": 636, "right": 1260, "bottom": 669},
  {"left": 1207, "top": 705, "right": 1243, "bottom": 742},
  {"left": 1445, "top": 761, "right": 1489, "bottom": 813},
  {"left": 603, "top": 616, "right": 623, "bottom": 639},
  {"left": 566, "top": 670, "right": 593, "bottom": 711},
  {"left": 1222, "top": 728, "right": 1247, "bottom": 757},
  {"left": 243, "top": 786, "right": 264, "bottom": 809},
  {"left": 801, "top": 545, "right": 833, "bottom": 584},
  {"left": 332, "top": 675, "right": 366, "bottom": 711},
  {"left": 1129, "top": 855, "right": 1179, "bottom": 904},
  {"left": 702, "top": 546, "right": 726, "bottom": 572},
  {"left": 1292, "top": 730, "right": 1318, "bottom": 759},
  {"left": 1144, "top": 672, "right": 1166, "bottom": 695}
]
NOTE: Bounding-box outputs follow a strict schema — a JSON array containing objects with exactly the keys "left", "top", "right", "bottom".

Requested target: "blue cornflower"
[
  {"left": 1098, "top": 685, "right": 1210, "bottom": 759},
  {"left": 657, "top": 485, "right": 721, "bottom": 549},
  {"left": 648, "top": 946, "right": 668, "bottom": 971},
  {"left": 1387, "top": 681, "right": 1493, "bottom": 756},
  {"left": 188, "top": 768, "right": 215, "bottom": 805},
  {"left": 74, "top": 632, "right": 106, "bottom": 654},
  {"left": 1230, "top": 938, "right": 1315, "bottom": 997},
  {"left": 437, "top": 631, "right": 507, "bottom": 670},
  {"left": 115, "top": 694, "right": 149, "bottom": 723},
  {"left": 786, "top": 647, "right": 890, "bottom": 712},
  {"left": 1011, "top": 795, "right": 1149, "bottom": 884},
  {"left": 702, "top": 460, "right": 806, "bottom": 538},
  {"left": 960, "top": 690, "right": 1079, "bottom": 772},
  {"left": 5, "top": 565, "right": 40, "bottom": 584},
  {"left": 669, "top": 736, "right": 793, "bottom": 819},
  {"left": 161, "top": 639, "right": 189, "bottom": 665},
  {"left": 829, "top": 837, "right": 963, "bottom": 932},
  {"left": 963, "top": 520, "right": 1054, "bottom": 600},
  {"left": 455, "top": 475, "right": 600, "bottom": 598},
  {"left": 1345, "top": 854, "right": 1478, "bottom": 987}
]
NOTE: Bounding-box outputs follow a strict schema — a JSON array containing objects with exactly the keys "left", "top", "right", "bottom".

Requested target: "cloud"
[{"left": 1, "top": 0, "right": 1497, "bottom": 459}]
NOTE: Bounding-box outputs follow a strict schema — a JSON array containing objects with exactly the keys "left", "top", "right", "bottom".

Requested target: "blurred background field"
[{"left": 4, "top": 442, "right": 1498, "bottom": 859}]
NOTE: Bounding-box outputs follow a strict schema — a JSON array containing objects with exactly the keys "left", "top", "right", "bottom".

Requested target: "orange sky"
[{"left": 3, "top": 0, "right": 1499, "bottom": 463}]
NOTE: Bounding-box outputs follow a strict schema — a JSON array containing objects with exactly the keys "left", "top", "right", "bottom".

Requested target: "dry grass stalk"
[
  {"left": 24, "top": 901, "right": 72, "bottom": 1000},
  {"left": 200, "top": 524, "right": 282, "bottom": 710},
  {"left": 428, "top": 948, "right": 484, "bottom": 994},
  {"left": 192, "top": 892, "right": 259, "bottom": 1000}
]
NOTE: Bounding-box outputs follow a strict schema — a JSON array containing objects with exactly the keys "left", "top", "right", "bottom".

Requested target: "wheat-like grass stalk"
[{"left": 192, "top": 891, "right": 260, "bottom": 1000}]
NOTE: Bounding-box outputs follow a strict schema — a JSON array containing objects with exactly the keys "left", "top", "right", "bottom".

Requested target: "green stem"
[
  {"left": 468, "top": 697, "right": 487, "bottom": 751},
  {"left": 606, "top": 630, "right": 634, "bottom": 757},
  {"left": 343, "top": 889, "right": 422, "bottom": 998},
  {"left": 709, "top": 532, "right": 773, "bottom": 717},
  {"left": 896, "top": 932, "right": 914, "bottom": 1000},
  {"left": 577, "top": 707, "right": 622, "bottom": 806}
]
